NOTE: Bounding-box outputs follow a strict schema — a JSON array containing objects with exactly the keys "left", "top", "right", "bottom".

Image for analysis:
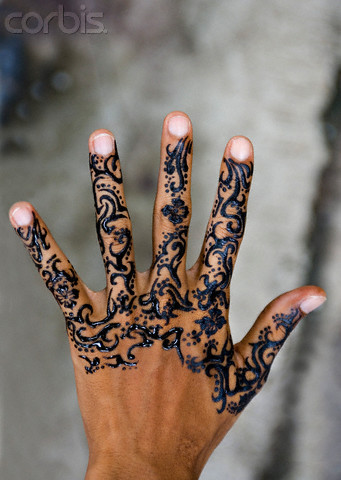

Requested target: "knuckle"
[
  {"left": 99, "top": 218, "right": 132, "bottom": 239},
  {"left": 213, "top": 221, "right": 228, "bottom": 240}
]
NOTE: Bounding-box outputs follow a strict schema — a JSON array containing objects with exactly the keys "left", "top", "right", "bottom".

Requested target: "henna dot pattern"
[{"left": 15, "top": 134, "right": 303, "bottom": 415}]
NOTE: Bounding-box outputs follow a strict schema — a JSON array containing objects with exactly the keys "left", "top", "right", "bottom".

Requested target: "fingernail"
[
  {"left": 168, "top": 115, "right": 190, "bottom": 137},
  {"left": 230, "top": 136, "right": 252, "bottom": 162},
  {"left": 300, "top": 295, "right": 326, "bottom": 314},
  {"left": 10, "top": 206, "right": 33, "bottom": 227},
  {"left": 93, "top": 133, "right": 114, "bottom": 156}
]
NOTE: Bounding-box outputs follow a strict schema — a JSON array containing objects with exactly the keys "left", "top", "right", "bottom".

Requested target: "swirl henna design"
[
  {"left": 194, "top": 158, "right": 254, "bottom": 314},
  {"left": 17, "top": 211, "right": 50, "bottom": 271},
  {"left": 202, "top": 308, "right": 302, "bottom": 414},
  {"left": 43, "top": 255, "right": 79, "bottom": 309},
  {"left": 164, "top": 136, "right": 192, "bottom": 194},
  {"left": 89, "top": 149, "right": 136, "bottom": 297},
  {"left": 153, "top": 226, "right": 189, "bottom": 288},
  {"left": 10, "top": 115, "right": 326, "bottom": 424},
  {"left": 17, "top": 212, "right": 80, "bottom": 309}
]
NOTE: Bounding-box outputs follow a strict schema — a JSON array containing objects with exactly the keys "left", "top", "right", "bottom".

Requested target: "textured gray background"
[{"left": 1, "top": 1, "right": 341, "bottom": 479}]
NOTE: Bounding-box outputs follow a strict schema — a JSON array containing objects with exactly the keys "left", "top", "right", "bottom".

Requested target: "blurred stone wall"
[{"left": 1, "top": 1, "right": 340, "bottom": 479}]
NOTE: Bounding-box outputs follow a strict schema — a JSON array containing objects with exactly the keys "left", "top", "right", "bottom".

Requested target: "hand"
[{"left": 9, "top": 111, "right": 326, "bottom": 480}]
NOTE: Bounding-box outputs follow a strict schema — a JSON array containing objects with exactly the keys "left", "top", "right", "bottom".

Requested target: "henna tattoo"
[
  {"left": 202, "top": 308, "right": 302, "bottom": 414},
  {"left": 90, "top": 150, "right": 129, "bottom": 251},
  {"left": 43, "top": 255, "right": 79, "bottom": 309},
  {"left": 197, "top": 157, "right": 253, "bottom": 300},
  {"left": 18, "top": 215, "right": 80, "bottom": 308},
  {"left": 164, "top": 137, "right": 192, "bottom": 195},
  {"left": 195, "top": 305, "right": 227, "bottom": 338},
  {"left": 90, "top": 150, "right": 137, "bottom": 299},
  {"left": 162, "top": 197, "right": 189, "bottom": 224},
  {"left": 153, "top": 226, "right": 188, "bottom": 288},
  {"left": 79, "top": 355, "right": 102, "bottom": 374},
  {"left": 17, "top": 143, "right": 296, "bottom": 417},
  {"left": 17, "top": 212, "right": 50, "bottom": 271}
]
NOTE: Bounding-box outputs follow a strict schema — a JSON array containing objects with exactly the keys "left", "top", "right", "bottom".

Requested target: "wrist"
[{"left": 85, "top": 453, "right": 198, "bottom": 480}]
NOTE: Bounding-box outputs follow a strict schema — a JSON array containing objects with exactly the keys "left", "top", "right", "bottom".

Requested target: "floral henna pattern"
[
  {"left": 194, "top": 305, "right": 226, "bottom": 338},
  {"left": 162, "top": 198, "right": 189, "bottom": 224},
  {"left": 16, "top": 137, "right": 301, "bottom": 416},
  {"left": 17, "top": 216, "right": 79, "bottom": 308},
  {"left": 44, "top": 256, "right": 79, "bottom": 309}
]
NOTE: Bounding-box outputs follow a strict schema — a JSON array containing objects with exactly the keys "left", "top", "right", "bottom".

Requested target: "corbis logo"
[{"left": 5, "top": 4, "right": 106, "bottom": 35}]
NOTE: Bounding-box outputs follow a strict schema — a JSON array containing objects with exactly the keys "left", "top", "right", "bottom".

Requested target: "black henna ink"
[
  {"left": 162, "top": 197, "right": 189, "bottom": 224},
  {"left": 17, "top": 214, "right": 81, "bottom": 310},
  {"left": 194, "top": 305, "right": 227, "bottom": 338},
  {"left": 201, "top": 308, "right": 302, "bottom": 414},
  {"left": 79, "top": 355, "right": 101, "bottom": 374},
  {"left": 153, "top": 226, "right": 188, "bottom": 288},
  {"left": 17, "top": 212, "right": 50, "bottom": 270},
  {"left": 164, "top": 137, "right": 192, "bottom": 195},
  {"left": 22, "top": 147, "right": 294, "bottom": 418},
  {"left": 89, "top": 151, "right": 136, "bottom": 299},
  {"left": 42, "top": 255, "right": 79, "bottom": 309}
]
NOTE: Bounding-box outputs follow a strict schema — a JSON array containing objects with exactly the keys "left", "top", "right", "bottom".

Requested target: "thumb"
[
  {"left": 237, "top": 286, "right": 326, "bottom": 355},
  {"left": 233, "top": 286, "right": 326, "bottom": 403}
]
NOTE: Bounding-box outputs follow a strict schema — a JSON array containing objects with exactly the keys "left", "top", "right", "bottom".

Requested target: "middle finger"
[{"left": 151, "top": 112, "right": 193, "bottom": 289}]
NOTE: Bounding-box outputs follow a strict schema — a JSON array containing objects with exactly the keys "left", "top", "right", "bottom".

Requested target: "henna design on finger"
[
  {"left": 200, "top": 308, "right": 302, "bottom": 414},
  {"left": 156, "top": 138, "right": 192, "bottom": 283},
  {"left": 18, "top": 144, "right": 298, "bottom": 417},
  {"left": 43, "top": 255, "right": 79, "bottom": 309},
  {"left": 162, "top": 198, "right": 189, "bottom": 224},
  {"left": 231, "top": 308, "right": 302, "bottom": 413},
  {"left": 183, "top": 309, "right": 301, "bottom": 414},
  {"left": 196, "top": 158, "right": 253, "bottom": 307},
  {"left": 17, "top": 213, "right": 80, "bottom": 311},
  {"left": 153, "top": 226, "right": 189, "bottom": 288},
  {"left": 90, "top": 149, "right": 136, "bottom": 295},
  {"left": 61, "top": 143, "right": 193, "bottom": 372},
  {"left": 17, "top": 212, "right": 50, "bottom": 271},
  {"left": 90, "top": 149, "right": 126, "bottom": 243},
  {"left": 164, "top": 137, "right": 192, "bottom": 195}
]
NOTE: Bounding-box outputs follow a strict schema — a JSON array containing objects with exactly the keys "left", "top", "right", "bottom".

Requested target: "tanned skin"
[{"left": 9, "top": 111, "right": 326, "bottom": 480}]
